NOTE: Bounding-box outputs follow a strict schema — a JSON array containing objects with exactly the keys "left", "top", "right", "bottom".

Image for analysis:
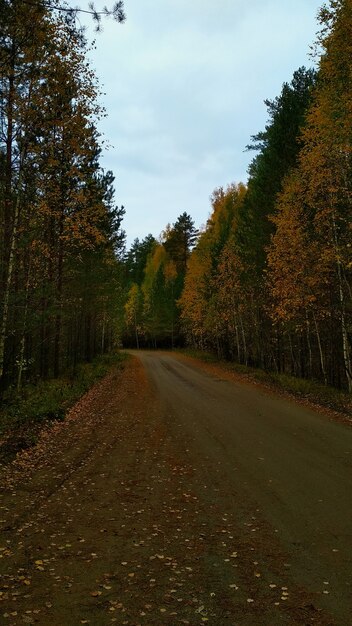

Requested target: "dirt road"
[{"left": 0, "top": 351, "right": 351, "bottom": 625}]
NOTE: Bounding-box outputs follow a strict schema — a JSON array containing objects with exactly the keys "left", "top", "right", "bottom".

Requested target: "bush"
[{"left": 0, "top": 352, "right": 128, "bottom": 463}]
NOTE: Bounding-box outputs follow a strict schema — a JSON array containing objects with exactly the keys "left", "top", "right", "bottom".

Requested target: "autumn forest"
[{"left": 1, "top": 0, "right": 352, "bottom": 398}]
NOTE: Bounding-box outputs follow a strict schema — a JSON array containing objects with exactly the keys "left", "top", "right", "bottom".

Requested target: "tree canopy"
[{"left": 0, "top": 0, "right": 125, "bottom": 392}]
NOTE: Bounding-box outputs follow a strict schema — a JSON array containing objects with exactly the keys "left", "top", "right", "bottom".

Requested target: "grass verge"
[
  {"left": 0, "top": 352, "right": 129, "bottom": 465},
  {"left": 179, "top": 349, "right": 352, "bottom": 418}
]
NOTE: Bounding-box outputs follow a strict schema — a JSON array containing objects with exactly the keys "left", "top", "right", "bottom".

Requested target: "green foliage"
[
  {"left": 237, "top": 67, "right": 317, "bottom": 276},
  {"left": 0, "top": 352, "right": 128, "bottom": 463},
  {"left": 163, "top": 212, "right": 198, "bottom": 275},
  {"left": 141, "top": 244, "right": 176, "bottom": 345},
  {"left": 0, "top": 2, "right": 125, "bottom": 392},
  {"left": 124, "top": 235, "right": 157, "bottom": 286},
  {"left": 122, "top": 213, "right": 198, "bottom": 348}
]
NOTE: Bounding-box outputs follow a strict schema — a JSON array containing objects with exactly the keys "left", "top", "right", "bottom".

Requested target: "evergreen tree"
[
  {"left": 125, "top": 234, "right": 157, "bottom": 286},
  {"left": 0, "top": 2, "right": 125, "bottom": 390},
  {"left": 163, "top": 212, "right": 198, "bottom": 275},
  {"left": 237, "top": 67, "right": 316, "bottom": 276}
]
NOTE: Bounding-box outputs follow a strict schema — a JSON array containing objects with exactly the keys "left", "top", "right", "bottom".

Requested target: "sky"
[{"left": 84, "top": 0, "right": 322, "bottom": 247}]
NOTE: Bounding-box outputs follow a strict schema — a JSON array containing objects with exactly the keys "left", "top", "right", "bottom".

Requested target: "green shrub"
[{"left": 0, "top": 352, "right": 128, "bottom": 463}]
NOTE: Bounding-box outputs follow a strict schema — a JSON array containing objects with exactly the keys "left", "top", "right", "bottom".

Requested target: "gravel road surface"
[{"left": 0, "top": 351, "right": 351, "bottom": 625}]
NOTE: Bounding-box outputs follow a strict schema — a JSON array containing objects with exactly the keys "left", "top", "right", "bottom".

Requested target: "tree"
[
  {"left": 142, "top": 244, "right": 176, "bottom": 347},
  {"left": 178, "top": 235, "right": 212, "bottom": 349},
  {"left": 124, "top": 234, "right": 157, "bottom": 286},
  {"left": 122, "top": 214, "right": 198, "bottom": 349},
  {"left": 12, "top": 0, "right": 126, "bottom": 31},
  {"left": 267, "top": 173, "right": 331, "bottom": 382},
  {"left": 0, "top": 1, "right": 126, "bottom": 391},
  {"left": 124, "top": 283, "right": 143, "bottom": 349},
  {"left": 214, "top": 238, "right": 250, "bottom": 363},
  {"left": 266, "top": 0, "right": 352, "bottom": 390},
  {"left": 179, "top": 184, "right": 246, "bottom": 354},
  {"left": 0, "top": 0, "right": 53, "bottom": 385},
  {"left": 163, "top": 212, "right": 198, "bottom": 275},
  {"left": 237, "top": 67, "right": 316, "bottom": 277}
]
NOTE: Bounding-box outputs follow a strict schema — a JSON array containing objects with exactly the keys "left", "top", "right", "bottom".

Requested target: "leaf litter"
[{"left": 0, "top": 357, "right": 336, "bottom": 624}]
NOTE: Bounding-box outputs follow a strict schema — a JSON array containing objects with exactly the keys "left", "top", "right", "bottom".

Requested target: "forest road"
[{"left": 0, "top": 351, "right": 351, "bottom": 626}]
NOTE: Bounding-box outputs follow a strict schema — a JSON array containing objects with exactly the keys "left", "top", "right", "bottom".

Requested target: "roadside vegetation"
[
  {"left": 0, "top": 0, "right": 128, "bottom": 460},
  {"left": 0, "top": 352, "right": 128, "bottom": 465},
  {"left": 180, "top": 349, "right": 352, "bottom": 418}
]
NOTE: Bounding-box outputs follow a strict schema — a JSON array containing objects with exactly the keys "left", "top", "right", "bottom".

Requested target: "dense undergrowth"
[
  {"left": 0, "top": 352, "right": 128, "bottom": 465},
  {"left": 180, "top": 349, "right": 352, "bottom": 418}
]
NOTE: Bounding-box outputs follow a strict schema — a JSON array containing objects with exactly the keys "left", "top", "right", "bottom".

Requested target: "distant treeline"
[{"left": 122, "top": 1, "right": 352, "bottom": 392}]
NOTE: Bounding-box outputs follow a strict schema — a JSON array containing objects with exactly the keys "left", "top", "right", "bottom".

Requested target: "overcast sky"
[{"left": 85, "top": 0, "right": 321, "bottom": 246}]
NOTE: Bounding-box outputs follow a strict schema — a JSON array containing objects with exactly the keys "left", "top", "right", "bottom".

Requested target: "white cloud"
[{"left": 85, "top": 0, "right": 321, "bottom": 244}]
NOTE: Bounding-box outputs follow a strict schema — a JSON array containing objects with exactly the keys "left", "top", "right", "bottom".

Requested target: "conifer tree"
[
  {"left": 0, "top": 1, "right": 125, "bottom": 391},
  {"left": 267, "top": 0, "right": 352, "bottom": 390}
]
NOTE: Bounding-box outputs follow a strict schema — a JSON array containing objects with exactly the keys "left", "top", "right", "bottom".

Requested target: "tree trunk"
[
  {"left": 233, "top": 311, "right": 241, "bottom": 363},
  {"left": 53, "top": 223, "right": 64, "bottom": 378},
  {"left": 239, "top": 312, "right": 247, "bottom": 365},
  {"left": 305, "top": 311, "right": 313, "bottom": 378},
  {"left": 313, "top": 312, "right": 327, "bottom": 386},
  {"left": 134, "top": 316, "right": 140, "bottom": 350},
  {"left": 332, "top": 213, "right": 352, "bottom": 392},
  {"left": 101, "top": 312, "right": 106, "bottom": 354},
  {"left": 0, "top": 156, "right": 25, "bottom": 386},
  {"left": 16, "top": 255, "right": 32, "bottom": 390},
  {"left": 0, "top": 59, "right": 16, "bottom": 390}
]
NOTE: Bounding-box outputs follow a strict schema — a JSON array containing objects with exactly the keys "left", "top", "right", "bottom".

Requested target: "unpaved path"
[{"left": 0, "top": 352, "right": 351, "bottom": 625}]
